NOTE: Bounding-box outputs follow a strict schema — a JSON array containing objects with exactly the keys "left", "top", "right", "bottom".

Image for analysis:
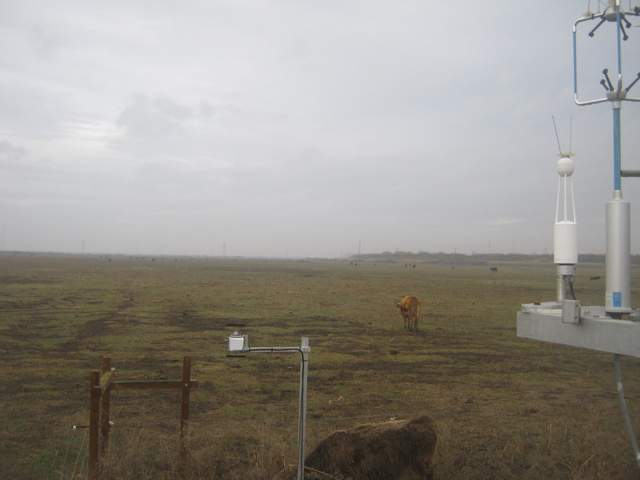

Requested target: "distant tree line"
[{"left": 352, "top": 251, "right": 640, "bottom": 265}]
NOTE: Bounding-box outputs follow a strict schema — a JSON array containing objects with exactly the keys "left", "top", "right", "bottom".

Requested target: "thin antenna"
[
  {"left": 569, "top": 116, "right": 573, "bottom": 155},
  {"left": 552, "top": 115, "right": 563, "bottom": 156}
]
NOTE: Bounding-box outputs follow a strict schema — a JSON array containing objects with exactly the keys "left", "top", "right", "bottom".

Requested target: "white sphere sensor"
[{"left": 557, "top": 156, "right": 574, "bottom": 177}]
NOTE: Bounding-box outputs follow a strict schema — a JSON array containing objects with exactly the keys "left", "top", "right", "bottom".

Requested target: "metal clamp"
[{"left": 561, "top": 299, "right": 581, "bottom": 325}]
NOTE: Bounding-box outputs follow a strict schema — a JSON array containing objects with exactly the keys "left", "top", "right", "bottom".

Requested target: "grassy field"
[{"left": 1, "top": 253, "right": 640, "bottom": 479}]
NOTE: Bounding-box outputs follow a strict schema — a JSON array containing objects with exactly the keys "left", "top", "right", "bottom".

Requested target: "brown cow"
[{"left": 396, "top": 295, "right": 420, "bottom": 331}]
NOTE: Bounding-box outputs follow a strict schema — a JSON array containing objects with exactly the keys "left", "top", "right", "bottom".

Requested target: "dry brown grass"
[
  {"left": 95, "top": 418, "right": 294, "bottom": 480},
  {"left": 2, "top": 254, "right": 640, "bottom": 479}
]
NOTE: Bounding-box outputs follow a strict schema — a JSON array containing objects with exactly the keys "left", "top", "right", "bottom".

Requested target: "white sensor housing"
[
  {"left": 554, "top": 156, "right": 577, "bottom": 265},
  {"left": 554, "top": 222, "right": 578, "bottom": 264},
  {"left": 228, "top": 332, "right": 248, "bottom": 352}
]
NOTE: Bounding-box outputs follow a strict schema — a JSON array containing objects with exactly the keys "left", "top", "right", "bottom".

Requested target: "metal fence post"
[{"left": 297, "top": 337, "right": 310, "bottom": 480}]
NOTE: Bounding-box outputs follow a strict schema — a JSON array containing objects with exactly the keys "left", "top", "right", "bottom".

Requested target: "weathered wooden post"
[
  {"left": 88, "top": 370, "right": 101, "bottom": 479},
  {"left": 179, "top": 356, "right": 192, "bottom": 476},
  {"left": 100, "top": 357, "right": 112, "bottom": 456},
  {"left": 84, "top": 356, "right": 197, "bottom": 479},
  {"left": 180, "top": 356, "right": 191, "bottom": 435}
]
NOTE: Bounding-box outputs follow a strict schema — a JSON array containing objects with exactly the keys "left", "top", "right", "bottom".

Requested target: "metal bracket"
[
  {"left": 517, "top": 303, "right": 640, "bottom": 357},
  {"left": 573, "top": 9, "right": 640, "bottom": 105},
  {"left": 561, "top": 299, "right": 581, "bottom": 324}
]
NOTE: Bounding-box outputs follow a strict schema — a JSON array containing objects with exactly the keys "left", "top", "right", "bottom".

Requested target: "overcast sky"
[{"left": 1, "top": 1, "right": 639, "bottom": 257}]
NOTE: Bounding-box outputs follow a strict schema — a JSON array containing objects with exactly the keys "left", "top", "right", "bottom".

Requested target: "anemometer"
[{"left": 517, "top": 0, "right": 640, "bottom": 466}]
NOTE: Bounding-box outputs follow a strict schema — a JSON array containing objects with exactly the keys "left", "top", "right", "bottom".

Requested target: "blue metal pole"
[{"left": 614, "top": 105, "right": 622, "bottom": 191}]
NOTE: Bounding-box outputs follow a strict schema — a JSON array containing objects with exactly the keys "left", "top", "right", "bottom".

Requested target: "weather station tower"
[{"left": 517, "top": 0, "right": 640, "bottom": 465}]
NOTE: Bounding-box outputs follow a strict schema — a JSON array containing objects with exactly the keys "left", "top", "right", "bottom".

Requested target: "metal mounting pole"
[
  {"left": 604, "top": 1, "right": 633, "bottom": 315},
  {"left": 296, "top": 337, "right": 310, "bottom": 480},
  {"left": 613, "top": 104, "right": 622, "bottom": 191},
  {"left": 614, "top": 354, "right": 640, "bottom": 466},
  {"left": 228, "top": 334, "right": 310, "bottom": 480}
]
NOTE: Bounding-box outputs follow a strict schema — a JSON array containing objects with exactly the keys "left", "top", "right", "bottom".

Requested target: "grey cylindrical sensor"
[{"left": 606, "top": 193, "right": 632, "bottom": 314}]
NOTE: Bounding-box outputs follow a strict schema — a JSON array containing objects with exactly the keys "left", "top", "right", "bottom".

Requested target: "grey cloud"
[
  {"left": 116, "top": 95, "right": 195, "bottom": 133},
  {"left": 113, "top": 94, "right": 206, "bottom": 160},
  {"left": 0, "top": 140, "right": 58, "bottom": 180},
  {"left": 0, "top": 140, "right": 27, "bottom": 169},
  {"left": 29, "top": 25, "right": 66, "bottom": 59}
]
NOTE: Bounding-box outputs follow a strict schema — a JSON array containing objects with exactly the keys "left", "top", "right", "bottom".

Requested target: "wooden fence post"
[
  {"left": 100, "top": 357, "right": 112, "bottom": 457},
  {"left": 85, "top": 356, "right": 197, "bottom": 479},
  {"left": 179, "top": 356, "right": 192, "bottom": 476},
  {"left": 180, "top": 356, "right": 191, "bottom": 435},
  {"left": 88, "top": 370, "right": 101, "bottom": 480}
]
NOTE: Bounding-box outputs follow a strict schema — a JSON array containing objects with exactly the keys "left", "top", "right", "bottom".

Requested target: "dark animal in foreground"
[
  {"left": 302, "top": 416, "right": 437, "bottom": 480},
  {"left": 396, "top": 295, "right": 420, "bottom": 331}
]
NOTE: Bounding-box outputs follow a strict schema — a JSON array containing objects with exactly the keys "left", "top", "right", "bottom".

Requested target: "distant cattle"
[
  {"left": 489, "top": 267, "right": 498, "bottom": 272},
  {"left": 396, "top": 295, "right": 420, "bottom": 331}
]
